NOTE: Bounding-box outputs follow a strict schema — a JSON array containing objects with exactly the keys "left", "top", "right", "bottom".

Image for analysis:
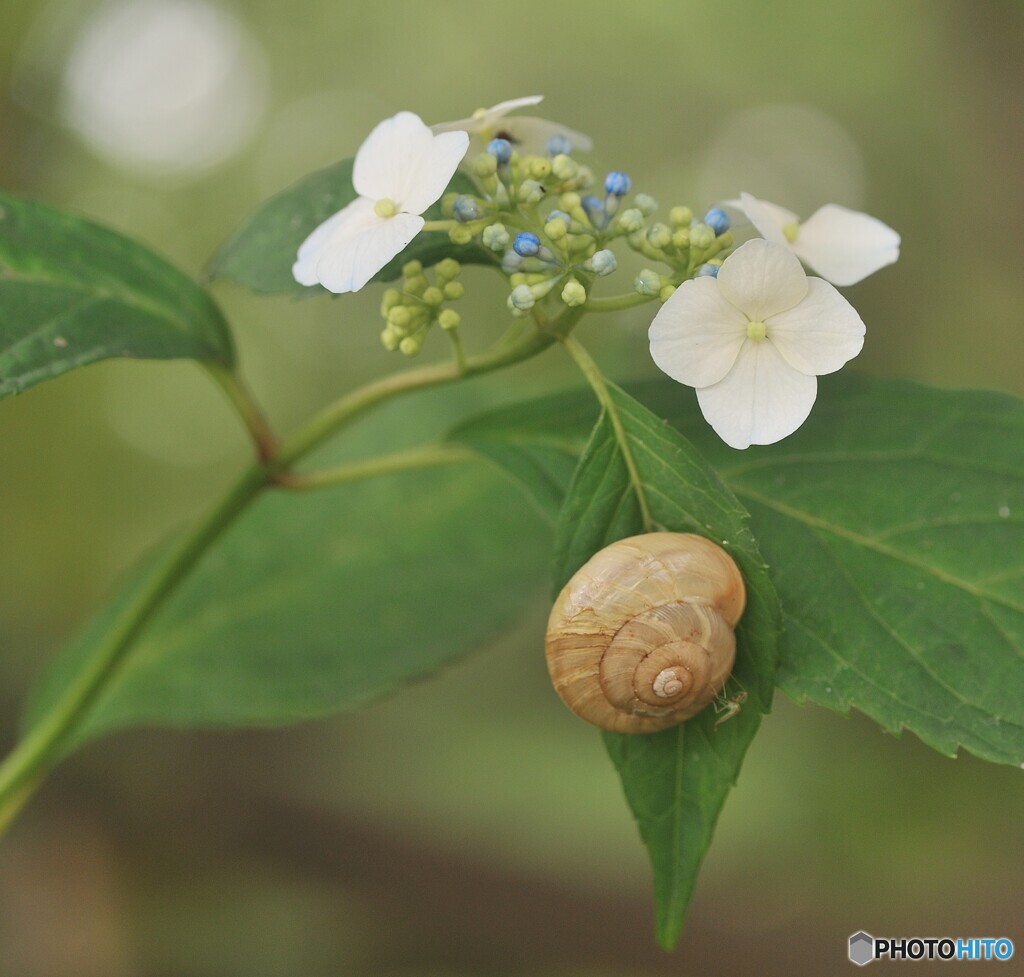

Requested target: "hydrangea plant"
[{"left": 0, "top": 96, "right": 1020, "bottom": 950}]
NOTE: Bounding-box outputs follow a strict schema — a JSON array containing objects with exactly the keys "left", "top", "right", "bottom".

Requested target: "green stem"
[
  {"left": 559, "top": 335, "right": 653, "bottom": 531},
  {"left": 0, "top": 462, "right": 268, "bottom": 826},
  {"left": 277, "top": 443, "right": 478, "bottom": 491},
  {"left": 0, "top": 323, "right": 556, "bottom": 835},
  {"left": 586, "top": 292, "right": 657, "bottom": 314},
  {"left": 205, "top": 362, "right": 278, "bottom": 462}
]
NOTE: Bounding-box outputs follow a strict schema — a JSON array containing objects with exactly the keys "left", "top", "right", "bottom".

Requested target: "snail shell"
[{"left": 545, "top": 532, "right": 746, "bottom": 734}]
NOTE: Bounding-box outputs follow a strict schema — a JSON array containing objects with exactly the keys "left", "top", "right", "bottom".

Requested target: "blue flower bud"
[
  {"left": 703, "top": 208, "right": 730, "bottom": 235},
  {"left": 588, "top": 249, "right": 617, "bottom": 276},
  {"left": 513, "top": 232, "right": 541, "bottom": 257},
  {"left": 452, "top": 195, "right": 481, "bottom": 222},
  {"left": 547, "top": 133, "right": 573, "bottom": 156},
  {"left": 581, "top": 195, "right": 605, "bottom": 222},
  {"left": 697, "top": 263, "right": 720, "bottom": 278},
  {"left": 487, "top": 138, "right": 513, "bottom": 164},
  {"left": 604, "top": 171, "right": 632, "bottom": 197}
]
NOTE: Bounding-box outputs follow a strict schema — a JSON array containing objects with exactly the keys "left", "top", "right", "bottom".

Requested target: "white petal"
[
  {"left": 738, "top": 192, "right": 799, "bottom": 246},
  {"left": 431, "top": 95, "right": 544, "bottom": 134},
  {"left": 766, "top": 278, "right": 865, "bottom": 375},
  {"left": 400, "top": 129, "right": 469, "bottom": 215},
  {"left": 499, "top": 116, "right": 594, "bottom": 154},
  {"left": 696, "top": 340, "right": 818, "bottom": 449},
  {"left": 482, "top": 95, "right": 544, "bottom": 119},
  {"left": 716, "top": 239, "right": 809, "bottom": 321},
  {"left": 308, "top": 201, "right": 424, "bottom": 293},
  {"left": 292, "top": 203, "right": 359, "bottom": 286},
  {"left": 352, "top": 111, "right": 435, "bottom": 202},
  {"left": 792, "top": 203, "right": 901, "bottom": 285},
  {"left": 649, "top": 278, "right": 748, "bottom": 387}
]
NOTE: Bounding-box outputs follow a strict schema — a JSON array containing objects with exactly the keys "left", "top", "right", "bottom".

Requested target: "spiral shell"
[{"left": 545, "top": 532, "right": 746, "bottom": 733}]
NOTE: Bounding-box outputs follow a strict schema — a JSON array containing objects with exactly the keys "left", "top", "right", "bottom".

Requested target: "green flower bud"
[
  {"left": 659, "top": 284, "right": 677, "bottom": 302},
  {"left": 669, "top": 206, "right": 693, "bottom": 227},
  {"left": 551, "top": 154, "right": 578, "bottom": 182},
  {"left": 380, "top": 288, "right": 402, "bottom": 315},
  {"left": 672, "top": 228, "right": 690, "bottom": 249},
  {"left": 618, "top": 208, "right": 645, "bottom": 233},
  {"left": 399, "top": 335, "right": 423, "bottom": 357},
  {"left": 635, "top": 268, "right": 663, "bottom": 296},
  {"left": 510, "top": 272, "right": 528, "bottom": 287},
  {"left": 508, "top": 284, "right": 536, "bottom": 311},
  {"left": 380, "top": 326, "right": 401, "bottom": 351},
  {"left": 482, "top": 223, "right": 510, "bottom": 252},
  {"left": 438, "top": 308, "right": 461, "bottom": 331},
  {"left": 716, "top": 230, "right": 734, "bottom": 249},
  {"left": 387, "top": 305, "right": 412, "bottom": 330},
  {"left": 561, "top": 278, "right": 587, "bottom": 307},
  {"left": 440, "top": 194, "right": 458, "bottom": 218},
  {"left": 443, "top": 281, "right": 465, "bottom": 300},
  {"left": 647, "top": 223, "right": 672, "bottom": 249},
  {"left": 403, "top": 274, "right": 428, "bottom": 296},
  {"left": 689, "top": 223, "right": 715, "bottom": 250},
  {"left": 473, "top": 153, "right": 498, "bottom": 178},
  {"left": 517, "top": 180, "right": 545, "bottom": 205},
  {"left": 559, "top": 191, "right": 582, "bottom": 211},
  {"left": 449, "top": 224, "right": 474, "bottom": 245},
  {"left": 634, "top": 193, "right": 658, "bottom": 216},
  {"left": 402, "top": 260, "right": 423, "bottom": 278},
  {"left": 422, "top": 286, "right": 444, "bottom": 306},
  {"left": 528, "top": 157, "right": 552, "bottom": 180},
  {"left": 436, "top": 258, "right": 461, "bottom": 281},
  {"left": 544, "top": 217, "right": 568, "bottom": 241}
]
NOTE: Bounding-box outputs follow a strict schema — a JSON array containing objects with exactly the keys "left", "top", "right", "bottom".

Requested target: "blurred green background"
[{"left": 1, "top": 0, "right": 1021, "bottom": 974}]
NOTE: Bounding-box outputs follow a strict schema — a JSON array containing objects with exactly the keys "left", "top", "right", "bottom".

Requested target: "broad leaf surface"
[
  {"left": 24, "top": 403, "right": 549, "bottom": 746},
  {"left": 547, "top": 383, "right": 782, "bottom": 949},
  {"left": 451, "top": 375, "right": 1024, "bottom": 765},
  {"left": 0, "top": 192, "right": 233, "bottom": 400},
  {"left": 206, "top": 160, "right": 493, "bottom": 295}
]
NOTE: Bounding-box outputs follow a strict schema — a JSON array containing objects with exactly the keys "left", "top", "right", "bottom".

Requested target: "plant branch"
[{"left": 275, "top": 443, "right": 478, "bottom": 491}]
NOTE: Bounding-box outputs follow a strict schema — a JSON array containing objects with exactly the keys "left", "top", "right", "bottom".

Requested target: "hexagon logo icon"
[{"left": 849, "top": 931, "right": 875, "bottom": 966}]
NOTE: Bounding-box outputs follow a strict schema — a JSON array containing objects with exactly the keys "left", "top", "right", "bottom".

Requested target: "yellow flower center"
[
  {"left": 374, "top": 198, "right": 398, "bottom": 219},
  {"left": 782, "top": 221, "right": 800, "bottom": 243},
  {"left": 746, "top": 320, "right": 767, "bottom": 342}
]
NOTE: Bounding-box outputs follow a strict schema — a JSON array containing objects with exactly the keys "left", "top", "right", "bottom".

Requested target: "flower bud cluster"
[
  {"left": 436, "top": 128, "right": 742, "bottom": 320},
  {"left": 379, "top": 259, "right": 465, "bottom": 356}
]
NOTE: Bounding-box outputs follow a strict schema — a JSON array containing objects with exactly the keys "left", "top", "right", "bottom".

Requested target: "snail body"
[{"left": 545, "top": 533, "right": 746, "bottom": 734}]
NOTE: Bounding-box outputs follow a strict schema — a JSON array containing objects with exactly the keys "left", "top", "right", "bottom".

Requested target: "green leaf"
[
  {"left": 693, "top": 375, "right": 1024, "bottom": 766},
  {"left": 548, "top": 383, "right": 782, "bottom": 950},
  {"left": 206, "top": 159, "right": 493, "bottom": 296},
  {"left": 446, "top": 389, "right": 597, "bottom": 521},
  {"left": 0, "top": 191, "right": 233, "bottom": 400},
  {"left": 24, "top": 423, "right": 549, "bottom": 747},
  {"left": 451, "top": 374, "right": 1024, "bottom": 766}
]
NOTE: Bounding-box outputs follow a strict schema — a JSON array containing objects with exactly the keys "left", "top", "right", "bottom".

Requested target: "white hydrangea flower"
[
  {"left": 293, "top": 112, "right": 469, "bottom": 293},
  {"left": 432, "top": 95, "right": 593, "bottom": 155},
  {"left": 737, "top": 192, "right": 900, "bottom": 287},
  {"left": 649, "top": 240, "right": 865, "bottom": 449}
]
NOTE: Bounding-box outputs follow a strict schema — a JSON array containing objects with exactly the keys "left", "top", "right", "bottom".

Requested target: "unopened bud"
[
  {"left": 545, "top": 217, "right": 568, "bottom": 241},
  {"left": 422, "top": 286, "right": 444, "bottom": 306},
  {"left": 634, "top": 193, "right": 658, "bottom": 216},
  {"left": 483, "top": 223, "right": 510, "bottom": 252},
  {"left": 647, "top": 223, "right": 672, "bottom": 249},
  {"left": 689, "top": 223, "right": 715, "bottom": 250},
  {"left": 436, "top": 258, "right": 461, "bottom": 281},
  {"left": 438, "top": 308, "right": 461, "bottom": 330},
  {"left": 669, "top": 206, "right": 693, "bottom": 227},
  {"left": 588, "top": 249, "right": 617, "bottom": 276},
  {"left": 517, "top": 180, "right": 545, "bottom": 205},
  {"left": 508, "top": 284, "right": 536, "bottom": 311},
  {"left": 561, "top": 278, "right": 587, "bottom": 307},
  {"left": 635, "top": 268, "right": 663, "bottom": 296},
  {"left": 443, "top": 281, "right": 465, "bottom": 300},
  {"left": 449, "top": 224, "right": 474, "bottom": 245},
  {"left": 552, "top": 154, "right": 579, "bottom": 182},
  {"left": 659, "top": 284, "right": 676, "bottom": 301}
]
